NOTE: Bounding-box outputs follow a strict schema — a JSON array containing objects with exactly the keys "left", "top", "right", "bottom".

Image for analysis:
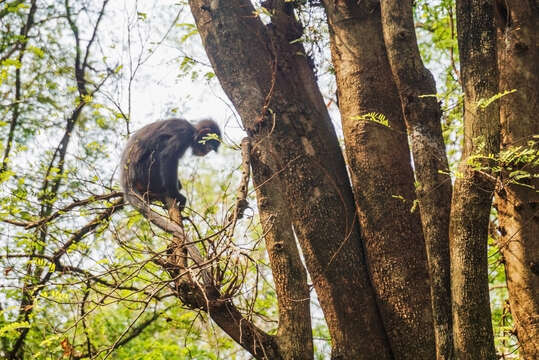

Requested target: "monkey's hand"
[
  {"left": 175, "top": 193, "right": 187, "bottom": 211},
  {"left": 164, "top": 192, "right": 186, "bottom": 212}
]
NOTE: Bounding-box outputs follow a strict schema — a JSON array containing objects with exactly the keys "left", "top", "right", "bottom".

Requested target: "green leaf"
[
  {"left": 477, "top": 89, "right": 517, "bottom": 109},
  {"left": 0, "top": 321, "right": 31, "bottom": 337},
  {"left": 351, "top": 112, "right": 390, "bottom": 127}
]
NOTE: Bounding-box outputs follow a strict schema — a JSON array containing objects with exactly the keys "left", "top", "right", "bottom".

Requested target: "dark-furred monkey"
[{"left": 120, "top": 118, "right": 220, "bottom": 234}]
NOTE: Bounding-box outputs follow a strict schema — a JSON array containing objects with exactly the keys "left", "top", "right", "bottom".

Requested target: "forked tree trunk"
[
  {"left": 322, "top": 1, "right": 436, "bottom": 358},
  {"left": 183, "top": 1, "right": 536, "bottom": 359},
  {"left": 450, "top": 0, "right": 499, "bottom": 358},
  {"left": 495, "top": 1, "right": 539, "bottom": 358},
  {"left": 188, "top": 0, "right": 392, "bottom": 358}
]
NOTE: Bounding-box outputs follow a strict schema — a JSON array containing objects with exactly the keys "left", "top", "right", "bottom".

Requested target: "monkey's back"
[{"left": 120, "top": 119, "right": 195, "bottom": 197}]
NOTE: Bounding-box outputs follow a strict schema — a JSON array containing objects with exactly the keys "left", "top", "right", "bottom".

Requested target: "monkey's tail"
[
  {"left": 125, "top": 192, "right": 185, "bottom": 237},
  {"left": 125, "top": 192, "right": 209, "bottom": 282}
]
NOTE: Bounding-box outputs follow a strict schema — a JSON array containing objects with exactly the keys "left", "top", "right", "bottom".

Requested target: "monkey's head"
[{"left": 192, "top": 119, "right": 221, "bottom": 156}]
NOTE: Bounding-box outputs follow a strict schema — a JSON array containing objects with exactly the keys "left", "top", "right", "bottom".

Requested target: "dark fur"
[
  {"left": 121, "top": 118, "right": 220, "bottom": 206},
  {"left": 120, "top": 118, "right": 220, "bottom": 237}
]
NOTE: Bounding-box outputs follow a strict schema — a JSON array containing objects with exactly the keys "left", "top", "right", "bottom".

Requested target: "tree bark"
[
  {"left": 378, "top": 1, "right": 453, "bottom": 358},
  {"left": 450, "top": 0, "right": 499, "bottom": 358},
  {"left": 251, "top": 136, "right": 313, "bottom": 359},
  {"left": 495, "top": 1, "right": 539, "bottom": 358},
  {"left": 322, "top": 1, "right": 436, "bottom": 358},
  {"left": 188, "top": 1, "right": 392, "bottom": 358}
]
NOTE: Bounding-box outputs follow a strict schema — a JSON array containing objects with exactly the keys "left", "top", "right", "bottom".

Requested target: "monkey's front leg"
[
  {"left": 164, "top": 194, "right": 185, "bottom": 212},
  {"left": 160, "top": 156, "right": 187, "bottom": 211},
  {"left": 175, "top": 180, "right": 187, "bottom": 210},
  {"left": 162, "top": 186, "right": 186, "bottom": 211},
  {"left": 175, "top": 192, "right": 187, "bottom": 211}
]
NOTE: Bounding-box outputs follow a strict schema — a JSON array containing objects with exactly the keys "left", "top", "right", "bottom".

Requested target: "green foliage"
[
  {"left": 415, "top": 1, "right": 463, "bottom": 168},
  {"left": 0, "top": 0, "right": 273, "bottom": 343},
  {"left": 198, "top": 132, "right": 220, "bottom": 145},
  {"left": 464, "top": 139, "right": 538, "bottom": 191},
  {"left": 313, "top": 322, "right": 331, "bottom": 360},
  {"left": 179, "top": 26, "right": 198, "bottom": 43},
  {"left": 0, "top": 1, "right": 248, "bottom": 358},
  {"left": 351, "top": 112, "right": 390, "bottom": 127},
  {"left": 477, "top": 89, "right": 517, "bottom": 109},
  {"left": 0, "top": 321, "right": 31, "bottom": 337}
]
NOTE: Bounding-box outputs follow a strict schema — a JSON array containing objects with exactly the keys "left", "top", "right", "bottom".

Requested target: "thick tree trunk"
[
  {"left": 323, "top": 1, "right": 436, "bottom": 358},
  {"left": 188, "top": 1, "right": 392, "bottom": 358},
  {"left": 450, "top": 1, "right": 499, "bottom": 359},
  {"left": 495, "top": 1, "right": 539, "bottom": 358},
  {"left": 378, "top": 1, "right": 453, "bottom": 358}
]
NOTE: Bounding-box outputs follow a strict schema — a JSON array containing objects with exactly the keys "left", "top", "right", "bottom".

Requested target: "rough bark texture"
[
  {"left": 323, "top": 1, "right": 436, "bottom": 358},
  {"left": 378, "top": 1, "right": 453, "bottom": 358},
  {"left": 188, "top": 1, "right": 392, "bottom": 358},
  {"left": 495, "top": 1, "right": 539, "bottom": 358},
  {"left": 251, "top": 137, "right": 313, "bottom": 360},
  {"left": 450, "top": 1, "right": 499, "bottom": 359}
]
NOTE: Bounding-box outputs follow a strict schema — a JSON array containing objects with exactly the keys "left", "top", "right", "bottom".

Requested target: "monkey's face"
[
  {"left": 192, "top": 139, "right": 219, "bottom": 156},
  {"left": 193, "top": 119, "right": 221, "bottom": 156}
]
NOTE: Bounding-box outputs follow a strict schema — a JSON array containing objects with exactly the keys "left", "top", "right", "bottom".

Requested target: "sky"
[{"left": 104, "top": 0, "right": 343, "bottom": 147}]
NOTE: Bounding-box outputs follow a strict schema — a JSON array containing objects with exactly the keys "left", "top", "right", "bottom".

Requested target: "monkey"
[{"left": 120, "top": 118, "right": 220, "bottom": 238}]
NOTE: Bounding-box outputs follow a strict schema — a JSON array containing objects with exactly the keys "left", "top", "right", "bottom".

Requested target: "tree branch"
[{"left": 165, "top": 202, "right": 281, "bottom": 359}]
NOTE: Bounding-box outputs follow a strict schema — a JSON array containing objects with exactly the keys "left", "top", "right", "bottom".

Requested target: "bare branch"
[{"left": 1, "top": 192, "right": 123, "bottom": 228}]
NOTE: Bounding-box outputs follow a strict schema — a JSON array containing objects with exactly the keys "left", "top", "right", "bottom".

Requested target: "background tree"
[
  {"left": 494, "top": 1, "right": 539, "bottom": 358},
  {"left": 1, "top": 0, "right": 536, "bottom": 359}
]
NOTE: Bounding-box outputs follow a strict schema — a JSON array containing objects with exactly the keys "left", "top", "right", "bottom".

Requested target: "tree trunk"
[
  {"left": 495, "top": 1, "right": 539, "bottom": 358},
  {"left": 251, "top": 136, "right": 314, "bottom": 359},
  {"left": 450, "top": 0, "right": 499, "bottom": 358},
  {"left": 188, "top": 1, "right": 392, "bottom": 358},
  {"left": 378, "top": 0, "right": 453, "bottom": 358},
  {"left": 323, "top": 1, "right": 436, "bottom": 358}
]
